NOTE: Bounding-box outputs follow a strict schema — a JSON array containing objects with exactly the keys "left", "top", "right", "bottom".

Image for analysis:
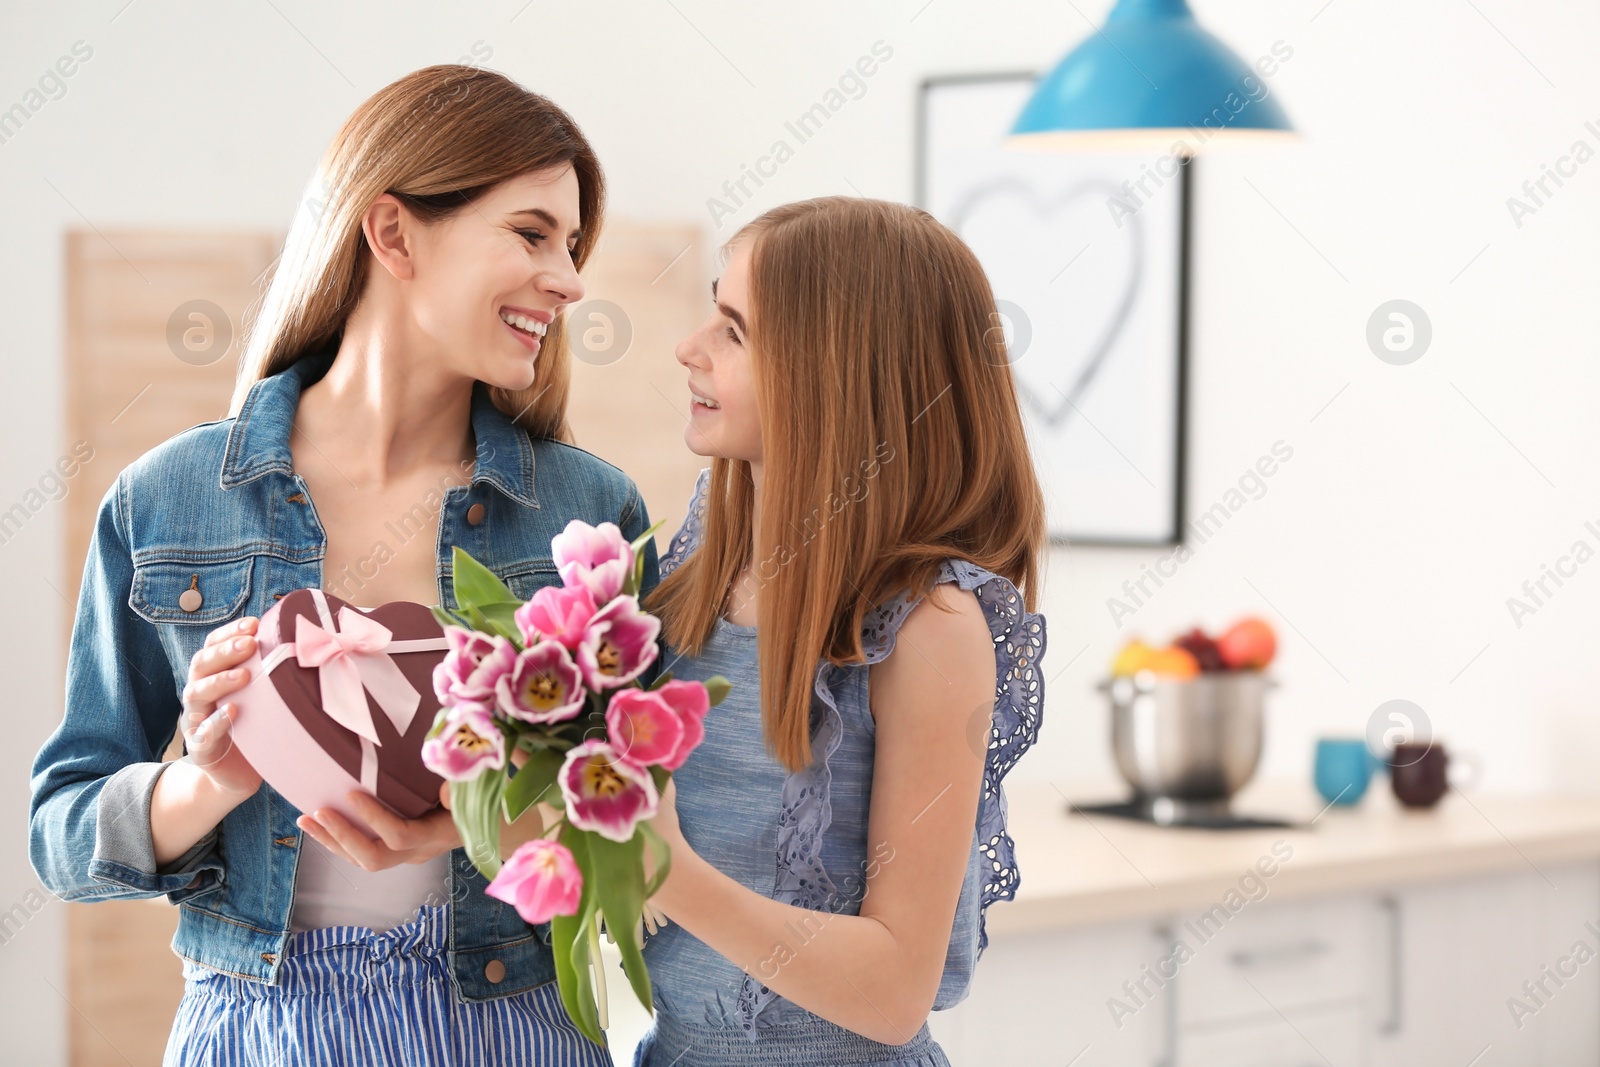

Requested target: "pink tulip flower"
[
  {"left": 485, "top": 839, "right": 583, "bottom": 924},
  {"left": 553, "top": 520, "right": 633, "bottom": 603},
  {"left": 559, "top": 740, "right": 660, "bottom": 842},
  {"left": 421, "top": 703, "right": 507, "bottom": 781},
  {"left": 432, "top": 626, "right": 518, "bottom": 708},
  {"left": 604, "top": 688, "right": 686, "bottom": 767},
  {"left": 651, "top": 680, "right": 712, "bottom": 771},
  {"left": 515, "top": 584, "right": 598, "bottom": 651},
  {"left": 577, "top": 595, "right": 660, "bottom": 691},
  {"left": 496, "top": 640, "right": 586, "bottom": 724}
]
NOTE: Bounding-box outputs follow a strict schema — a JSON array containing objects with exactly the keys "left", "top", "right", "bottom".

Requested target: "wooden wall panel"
[
  {"left": 63, "top": 229, "right": 281, "bottom": 1067},
  {"left": 563, "top": 223, "right": 708, "bottom": 545}
]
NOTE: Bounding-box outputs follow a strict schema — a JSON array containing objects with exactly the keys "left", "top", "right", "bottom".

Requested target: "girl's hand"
[
  {"left": 650, "top": 777, "right": 684, "bottom": 852},
  {"left": 631, "top": 777, "right": 683, "bottom": 936},
  {"left": 180, "top": 617, "right": 264, "bottom": 800},
  {"left": 643, "top": 778, "right": 687, "bottom": 889}
]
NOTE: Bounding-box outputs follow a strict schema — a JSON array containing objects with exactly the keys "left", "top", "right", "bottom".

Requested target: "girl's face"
[
  {"left": 675, "top": 240, "right": 762, "bottom": 465},
  {"left": 403, "top": 165, "right": 585, "bottom": 392}
]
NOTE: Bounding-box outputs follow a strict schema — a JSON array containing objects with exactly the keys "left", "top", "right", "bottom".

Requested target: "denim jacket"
[{"left": 28, "top": 346, "right": 658, "bottom": 1002}]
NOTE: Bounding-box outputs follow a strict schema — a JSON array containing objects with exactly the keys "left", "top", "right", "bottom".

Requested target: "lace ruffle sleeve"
[
  {"left": 737, "top": 558, "right": 1046, "bottom": 1034},
  {"left": 659, "top": 467, "right": 710, "bottom": 579}
]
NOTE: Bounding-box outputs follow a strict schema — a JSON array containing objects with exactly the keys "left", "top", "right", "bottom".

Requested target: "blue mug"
[{"left": 1314, "top": 738, "right": 1374, "bottom": 806}]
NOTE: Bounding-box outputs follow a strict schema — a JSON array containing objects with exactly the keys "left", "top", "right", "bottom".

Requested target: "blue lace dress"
[{"left": 632, "top": 470, "right": 1047, "bottom": 1067}]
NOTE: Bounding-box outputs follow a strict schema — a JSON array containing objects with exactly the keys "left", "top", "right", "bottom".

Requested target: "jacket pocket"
[
  {"left": 501, "top": 562, "right": 559, "bottom": 602},
  {"left": 129, "top": 557, "right": 254, "bottom": 627}
]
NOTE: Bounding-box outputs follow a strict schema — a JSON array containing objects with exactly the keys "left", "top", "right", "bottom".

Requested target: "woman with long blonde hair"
[
  {"left": 635, "top": 196, "right": 1049, "bottom": 1066},
  {"left": 30, "top": 65, "right": 652, "bottom": 1064}
]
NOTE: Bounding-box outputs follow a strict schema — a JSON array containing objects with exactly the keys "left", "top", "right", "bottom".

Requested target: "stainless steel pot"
[{"left": 1099, "top": 671, "right": 1275, "bottom": 822}]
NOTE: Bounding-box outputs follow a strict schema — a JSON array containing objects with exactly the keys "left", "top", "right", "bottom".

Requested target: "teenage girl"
[
  {"left": 634, "top": 196, "right": 1049, "bottom": 1066},
  {"left": 28, "top": 66, "right": 653, "bottom": 1065}
]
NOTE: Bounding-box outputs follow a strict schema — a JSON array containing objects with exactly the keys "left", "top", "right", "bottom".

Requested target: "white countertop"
[{"left": 990, "top": 777, "right": 1600, "bottom": 934}]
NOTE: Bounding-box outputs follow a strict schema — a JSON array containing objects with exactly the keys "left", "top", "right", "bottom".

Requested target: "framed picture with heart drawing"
[{"left": 917, "top": 72, "right": 1191, "bottom": 546}]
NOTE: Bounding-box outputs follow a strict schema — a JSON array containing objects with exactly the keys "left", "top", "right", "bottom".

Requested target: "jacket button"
[
  {"left": 484, "top": 959, "right": 506, "bottom": 983},
  {"left": 179, "top": 575, "right": 203, "bottom": 612},
  {"left": 466, "top": 502, "right": 486, "bottom": 526}
]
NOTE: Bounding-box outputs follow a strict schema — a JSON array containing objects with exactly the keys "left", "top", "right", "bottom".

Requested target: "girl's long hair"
[
  {"left": 647, "top": 197, "right": 1047, "bottom": 772},
  {"left": 227, "top": 64, "right": 605, "bottom": 440}
]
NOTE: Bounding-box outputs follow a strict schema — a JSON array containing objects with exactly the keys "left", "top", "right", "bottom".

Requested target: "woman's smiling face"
[
  {"left": 403, "top": 165, "right": 585, "bottom": 392},
  {"left": 675, "top": 239, "right": 762, "bottom": 465}
]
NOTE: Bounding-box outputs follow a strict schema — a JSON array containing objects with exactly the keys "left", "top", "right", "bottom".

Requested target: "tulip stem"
[{"left": 588, "top": 912, "right": 609, "bottom": 1030}]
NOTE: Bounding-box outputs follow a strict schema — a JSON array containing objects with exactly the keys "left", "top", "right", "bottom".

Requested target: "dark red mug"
[{"left": 1390, "top": 742, "right": 1478, "bottom": 808}]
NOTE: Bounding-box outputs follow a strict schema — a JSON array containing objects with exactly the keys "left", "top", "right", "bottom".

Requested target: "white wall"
[{"left": 6, "top": 1, "right": 1599, "bottom": 1060}]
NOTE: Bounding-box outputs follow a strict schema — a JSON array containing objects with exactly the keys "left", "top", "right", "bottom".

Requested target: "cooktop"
[{"left": 1071, "top": 796, "right": 1299, "bottom": 830}]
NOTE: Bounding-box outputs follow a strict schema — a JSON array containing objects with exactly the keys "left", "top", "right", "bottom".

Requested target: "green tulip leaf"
[
  {"left": 451, "top": 545, "right": 517, "bottom": 610},
  {"left": 551, "top": 825, "right": 603, "bottom": 1045},
  {"left": 424, "top": 705, "right": 452, "bottom": 741},
  {"left": 588, "top": 829, "right": 653, "bottom": 1014},
  {"left": 503, "top": 746, "right": 563, "bottom": 824},
  {"left": 430, "top": 605, "right": 471, "bottom": 632},
  {"left": 475, "top": 601, "right": 526, "bottom": 647},
  {"left": 638, "top": 820, "right": 673, "bottom": 901},
  {"left": 625, "top": 519, "right": 665, "bottom": 596},
  {"left": 628, "top": 519, "right": 666, "bottom": 557},
  {"left": 451, "top": 770, "right": 507, "bottom": 881}
]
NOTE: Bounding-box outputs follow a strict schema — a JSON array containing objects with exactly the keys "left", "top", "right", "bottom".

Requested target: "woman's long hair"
[
  {"left": 227, "top": 64, "right": 605, "bottom": 440},
  {"left": 647, "top": 197, "right": 1047, "bottom": 772}
]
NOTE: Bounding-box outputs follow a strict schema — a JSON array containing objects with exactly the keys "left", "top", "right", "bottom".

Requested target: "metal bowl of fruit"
[{"left": 1100, "top": 618, "right": 1278, "bottom": 822}]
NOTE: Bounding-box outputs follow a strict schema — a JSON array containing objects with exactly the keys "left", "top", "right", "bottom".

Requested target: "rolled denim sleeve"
[
  {"left": 89, "top": 762, "right": 223, "bottom": 899},
  {"left": 28, "top": 473, "right": 224, "bottom": 903}
]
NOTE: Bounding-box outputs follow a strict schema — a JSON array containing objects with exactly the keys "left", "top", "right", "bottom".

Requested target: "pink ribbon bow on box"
[{"left": 293, "top": 607, "right": 421, "bottom": 746}]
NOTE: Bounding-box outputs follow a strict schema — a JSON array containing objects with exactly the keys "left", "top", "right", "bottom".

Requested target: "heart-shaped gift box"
[{"left": 228, "top": 588, "right": 451, "bottom": 837}]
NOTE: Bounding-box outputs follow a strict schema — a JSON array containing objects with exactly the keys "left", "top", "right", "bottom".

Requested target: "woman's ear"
[{"left": 362, "top": 193, "right": 417, "bottom": 281}]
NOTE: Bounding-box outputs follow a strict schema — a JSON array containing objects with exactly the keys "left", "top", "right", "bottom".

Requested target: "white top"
[
  {"left": 273, "top": 585, "right": 454, "bottom": 932},
  {"left": 288, "top": 836, "right": 451, "bottom": 933}
]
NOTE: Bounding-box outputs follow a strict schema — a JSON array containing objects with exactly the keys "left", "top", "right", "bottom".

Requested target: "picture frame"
[{"left": 916, "top": 72, "right": 1192, "bottom": 546}]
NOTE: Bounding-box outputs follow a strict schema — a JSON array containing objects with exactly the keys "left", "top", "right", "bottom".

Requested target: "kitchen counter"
[{"left": 991, "top": 777, "right": 1600, "bottom": 934}]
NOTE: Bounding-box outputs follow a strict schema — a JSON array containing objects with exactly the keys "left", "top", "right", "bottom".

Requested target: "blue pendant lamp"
[{"left": 1011, "top": 0, "right": 1295, "bottom": 151}]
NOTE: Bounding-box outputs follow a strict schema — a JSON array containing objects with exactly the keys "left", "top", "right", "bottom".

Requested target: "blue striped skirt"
[{"left": 163, "top": 902, "right": 613, "bottom": 1066}]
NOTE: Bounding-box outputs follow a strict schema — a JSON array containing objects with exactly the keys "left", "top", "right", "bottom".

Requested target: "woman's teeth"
[
  {"left": 500, "top": 311, "right": 548, "bottom": 337},
  {"left": 690, "top": 392, "right": 720, "bottom": 410}
]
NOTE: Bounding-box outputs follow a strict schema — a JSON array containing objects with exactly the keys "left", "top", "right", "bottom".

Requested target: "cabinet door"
[
  {"left": 1175, "top": 895, "right": 1370, "bottom": 1032},
  {"left": 1158, "top": 893, "right": 1372, "bottom": 1065},
  {"left": 930, "top": 919, "right": 1168, "bottom": 1065},
  {"left": 1181, "top": 1004, "right": 1364, "bottom": 1067},
  {"left": 1369, "top": 859, "right": 1600, "bottom": 1067}
]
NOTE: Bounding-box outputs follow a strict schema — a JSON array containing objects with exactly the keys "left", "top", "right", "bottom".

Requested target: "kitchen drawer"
[
  {"left": 1181, "top": 1004, "right": 1364, "bottom": 1066},
  {"left": 1177, "top": 896, "right": 1369, "bottom": 1028}
]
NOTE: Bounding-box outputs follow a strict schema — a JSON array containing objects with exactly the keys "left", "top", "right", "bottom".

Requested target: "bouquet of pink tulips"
[{"left": 422, "top": 519, "right": 727, "bottom": 1045}]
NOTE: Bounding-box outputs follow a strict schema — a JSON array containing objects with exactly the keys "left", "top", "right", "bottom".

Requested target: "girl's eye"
[
  {"left": 517, "top": 229, "right": 545, "bottom": 247},
  {"left": 726, "top": 327, "right": 742, "bottom": 346}
]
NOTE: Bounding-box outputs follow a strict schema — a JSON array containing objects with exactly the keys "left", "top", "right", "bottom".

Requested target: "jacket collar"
[{"left": 220, "top": 346, "right": 539, "bottom": 508}]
